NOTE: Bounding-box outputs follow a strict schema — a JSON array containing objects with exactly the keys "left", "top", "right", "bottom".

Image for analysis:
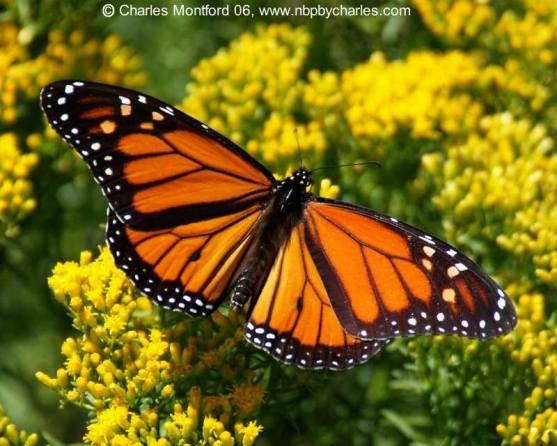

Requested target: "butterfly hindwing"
[
  {"left": 106, "top": 203, "right": 263, "bottom": 315},
  {"left": 303, "top": 198, "right": 516, "bottom": 341},
  {"left": 245, "top": 225, "right": 387, "bottom": 370}
]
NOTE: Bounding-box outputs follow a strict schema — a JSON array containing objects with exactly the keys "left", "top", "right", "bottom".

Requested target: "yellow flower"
[
  {"left": 0, "top": 133, "right": 38, "bottom": 238},
  {"left": 0, "top": 404, "right": 39, "bottom": 445},
  {"left": 317, "top": 178, "right": 340, "bottom": 199},
  {"left": 237, "top": 421, "right": 263, "bottom": 446}
]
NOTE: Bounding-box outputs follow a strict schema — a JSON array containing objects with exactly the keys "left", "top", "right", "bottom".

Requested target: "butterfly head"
[{"left": 272, "top": 167, "right": 312, "bottom": 214}]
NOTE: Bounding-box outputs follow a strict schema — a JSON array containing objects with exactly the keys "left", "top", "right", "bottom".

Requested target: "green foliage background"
[{"left": 1, "top": 0, "right": 556, "bottom": 445}]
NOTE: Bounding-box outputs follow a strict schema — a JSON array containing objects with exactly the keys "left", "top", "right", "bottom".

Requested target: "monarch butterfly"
[{"left": 41, "top": 80, "right": 516, "bottom": 370}]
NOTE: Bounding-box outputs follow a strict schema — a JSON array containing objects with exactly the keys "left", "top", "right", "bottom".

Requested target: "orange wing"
[
  {"left": 107, "top": 205, "right": 262, "bottom": 314},
  {"left": 245, "top": 225, "right": 386, "bottom": 370},
  {"left": 302, "top": 199, "right": 516, "bottom": 341},
  {"left": 41, "top": 81, "right": 274, "bottom": 230},
  {"left": 41, "top": 81, "right": 276, "bottom": 314}
]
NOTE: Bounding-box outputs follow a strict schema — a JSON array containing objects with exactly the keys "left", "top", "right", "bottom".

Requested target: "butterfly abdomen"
[{"left": 230, "top": 169, "right": 311, "bottom": 311}]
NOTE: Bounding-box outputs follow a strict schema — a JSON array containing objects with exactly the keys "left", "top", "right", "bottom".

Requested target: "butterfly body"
[
  {"left": 41, "top": 80, "right": 516, "bottom": 370},
  {"left": 230, "top": 168, "right": 311, "bottom": 310}
]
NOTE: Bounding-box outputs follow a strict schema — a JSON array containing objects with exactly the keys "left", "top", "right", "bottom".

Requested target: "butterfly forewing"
[
  {"left": 304, "top": 198, "right": 516, "bottom": 340},
  {"left": 40, "top": 81, "right": 274, "bottom": 231}
]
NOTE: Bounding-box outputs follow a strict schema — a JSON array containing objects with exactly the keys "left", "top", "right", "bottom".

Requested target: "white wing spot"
[
  {"left": 408, "top": 317, "right": 417, "bottom": 326},
  {"left": 497, "top": 297, "right": 506, "bottom": 310},
  {"left": 160, "top": 105, "right": 174, "bottom": 115},
  {"left": 419, "top": 235, "right": 435, "bottom": 245},
  {"left": 436, "top": 312, "right": 445, "bottom": 322}
]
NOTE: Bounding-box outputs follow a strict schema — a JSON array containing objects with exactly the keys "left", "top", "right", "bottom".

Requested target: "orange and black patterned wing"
[
  {"left": 41, "top": 81, "right": 275, "bottom": 315},
  {"left": 245, "top": 225, "right": 386, "bottom": 370},
  {"left": 302, "top": 198, "right": 517, "bottom": 341}
]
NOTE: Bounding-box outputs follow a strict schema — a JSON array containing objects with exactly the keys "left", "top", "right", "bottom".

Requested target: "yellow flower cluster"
[
  {"left": 411, "top": 0, "right": 496, "bottom": 43},
  {"left": 0, "top": 404, "right": 39, "bottom": 446},
  {"left": 420, "top": 112, "right": 557, "bottom": 443},
  {"left": 180, "top": 24, "right": 327, "bottom": 168},
  {"left": 341, "top": 50, "right": 485, "bottom": 145},
  {"left": 1, "top": 22, "right": 145, "bottom": 128},
  {"left": 496, "top": 293, "right": 557, "bottom": 445},
  {"left": 412, "top": 0, "right": 557, "bottom": 61},
  {"left": 1, "top": 20, "right": 148, "bottom": 237},
  {"left": 0, "top": 133, "right": 38, "bottom": 238},
  {"left": 38, "top": 248, "right": 263, "bottom": 445},
  {"left": 493, "top": 3, "right": 556, "bottom": 63},
  {"left": 421, "top": 113, "right": 557, "bottom": 286}
]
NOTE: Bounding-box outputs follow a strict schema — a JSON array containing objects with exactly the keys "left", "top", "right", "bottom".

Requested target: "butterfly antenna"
[
  {"left": 294, "top": 128, "right": 304, "bottom": 168},
  {"left": 311, "top": 160, "right": 382, "bottom": 174}
]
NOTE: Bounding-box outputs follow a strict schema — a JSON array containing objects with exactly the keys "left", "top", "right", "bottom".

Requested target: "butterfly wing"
[
  {"left": 41, "top": 81, "right": 274, "bottom": 229},
  {"left": 303, "top": 198, "right": 517, "bottom": 341},
  {"left": 245, "top": 224, "right": 387, "bottom": 370},
  {"left": 41, "top": 80, "right": 276, "bottom": 315}
]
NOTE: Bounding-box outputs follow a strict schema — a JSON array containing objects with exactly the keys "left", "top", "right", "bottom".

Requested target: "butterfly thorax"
[{"left": 230, "top": 168, "right": 311, "bottom": 311}]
